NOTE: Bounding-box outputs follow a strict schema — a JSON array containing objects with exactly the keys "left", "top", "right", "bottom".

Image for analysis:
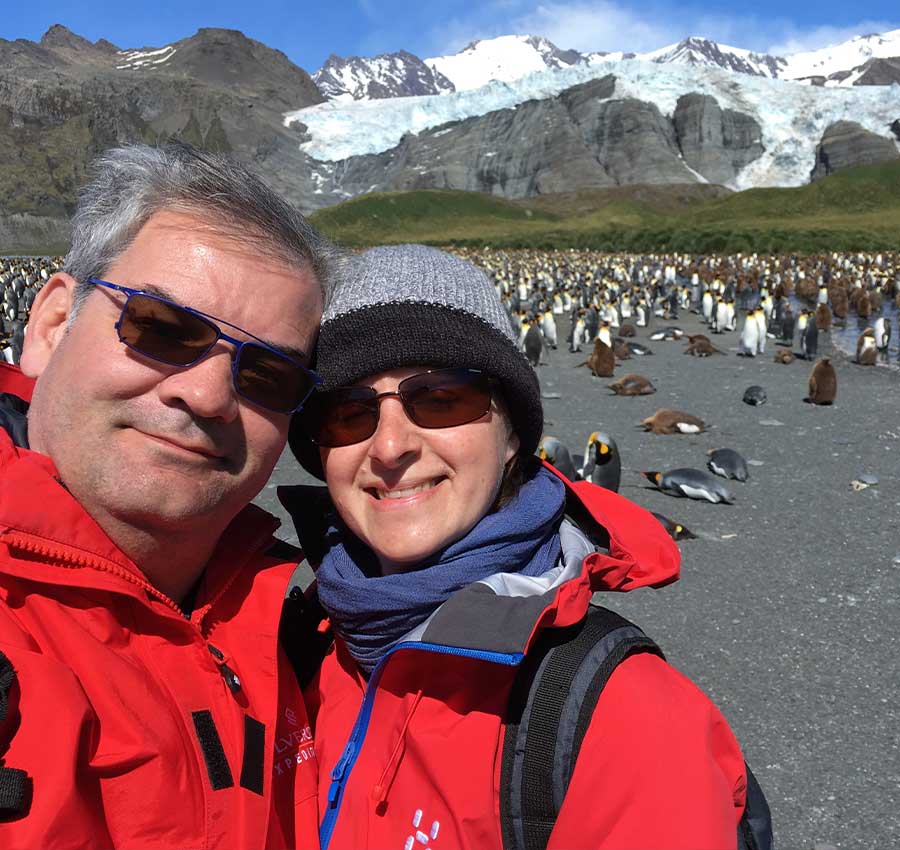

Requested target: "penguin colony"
[
  {"left": 5, "top": 250, "right": 898, "bottom": 541},
  {"left": 0, "top": 257, "right": 60, "bottom": 364},
  {"left": 452, "top": 247, "right": 900, "bottom": 543}
]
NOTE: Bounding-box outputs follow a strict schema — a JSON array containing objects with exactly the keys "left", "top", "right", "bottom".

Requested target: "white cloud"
[
  {"left": 510, "top": 2, "right": 682, "bottom": 53},
  {"left": 420, "top": 1, "right": 900, "bottom": 59},
  {"left": 766, "top": 21, "right": 899, "bottom": 56}
]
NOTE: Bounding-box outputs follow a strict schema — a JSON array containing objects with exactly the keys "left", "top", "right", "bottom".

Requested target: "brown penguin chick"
[
  {"left": 830, "top": 291, "right": 848, "bottom": 320},
  {"left": 619, "top": 323, "right": 637, "bottom": 338},
  {"left": 685, "top": 333, "right": 711, "bottom": 345},
  {"left": 640, "top": 409, "right": 706, "bottom": 434},
  {"left": 773, "top": 347, "right": 795, "bottom": 364},
  {"left": 684, "top": 337, "right": 725, "bottom": 356},
  {"left": 868, "top": 290, "right": 883, "bottom": 313},
  {"left": 612, "top": 339, "right": 632, "bottom": 361},
  {"left": 585, "top": 339, "right": 615, "bottom": 377},
  {"left": 608, "top": 373, "right": 657, "bottom": 396},
  {"left": 856, "top": 328, "right": 877, "bottom": 365},
  {"left": 795, "top": 278, "right": 818, "bottom": 303},
  {"left": 856, "top": 292, "right": 872, "bottom": 319},
  {"left": 814, "top": 303, "right": 832, "bottom": 332},
  {"left": 804, "top": 358, "right": 837, "bottom": 405}
]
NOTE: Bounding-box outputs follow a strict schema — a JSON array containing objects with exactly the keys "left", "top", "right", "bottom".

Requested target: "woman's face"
[{"left": 322, "top": 366, "right": 519, "bottom": 574}]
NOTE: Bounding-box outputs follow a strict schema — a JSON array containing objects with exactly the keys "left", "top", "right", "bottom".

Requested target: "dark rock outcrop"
[
  {"left": 672, "top": 93, "right": 764, "bottom": 184},
  {"left": 891, "top": 119, "right": 900, "bottom": 142},
  {"left": 854, "top": 57, "right": 900, "bottom": 86},
  {"left": 809, "top": 120, "right": 900, "bottom": 180}
]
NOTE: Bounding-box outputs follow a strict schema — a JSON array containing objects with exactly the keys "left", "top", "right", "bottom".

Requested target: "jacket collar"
[{"left": 0, "top": 428, "right": 280, "bottom": 611}]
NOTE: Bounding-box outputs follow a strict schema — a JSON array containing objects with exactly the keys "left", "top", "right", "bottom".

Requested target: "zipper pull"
[
  {"left": 207, "top": 643, "right": 242, "bottom": 694},
  {"left": 327, "top": 740, "right": 356, "bottom": 806}
]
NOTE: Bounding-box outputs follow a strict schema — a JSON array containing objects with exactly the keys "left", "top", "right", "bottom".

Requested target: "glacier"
[{"left": 284, "top": 58, "right": 900, "bottom": 190}]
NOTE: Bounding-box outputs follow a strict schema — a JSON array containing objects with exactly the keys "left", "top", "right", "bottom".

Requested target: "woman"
[{"left": 283, "top": 244, "right": 750, "bottom": 850}]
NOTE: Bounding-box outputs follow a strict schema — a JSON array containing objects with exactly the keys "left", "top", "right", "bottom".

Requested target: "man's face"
[{"left": 22, "top": 210, "right": 322, "bottom": 538}]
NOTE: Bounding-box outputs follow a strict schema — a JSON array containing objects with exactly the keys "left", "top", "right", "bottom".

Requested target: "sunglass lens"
[
  {"left": 304, "top": 389, "right": 378, "bottom": 447},
  {"left": 403, "top": 370, "right": 492, "bottom": 428},
  {"left": 119, "top": 294, "right": 216, "bottom": 366},
  {"left": 236, "top": 344, "right": 313, "bottom": 413}
]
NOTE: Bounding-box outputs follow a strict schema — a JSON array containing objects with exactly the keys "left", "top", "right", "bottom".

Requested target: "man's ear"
[{"left": 19, "top": 273, "right": 79, "bottom": 378}]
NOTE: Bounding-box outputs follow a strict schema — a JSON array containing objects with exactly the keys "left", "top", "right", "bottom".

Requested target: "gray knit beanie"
[{"left": 290, "top": 244, "right": 542, "bottom": 479}]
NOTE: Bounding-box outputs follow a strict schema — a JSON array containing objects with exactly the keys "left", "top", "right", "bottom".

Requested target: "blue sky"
[{"left": 4, "top": 1, "right": 899, "bottom": 72}]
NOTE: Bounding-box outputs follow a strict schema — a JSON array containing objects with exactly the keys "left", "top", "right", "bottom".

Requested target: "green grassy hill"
[
  {"left": 308, "top": 190, "right": 558, "bottom": 246},
  {"left": 309, "top": 161, "right": 900, "bottom": 253}
]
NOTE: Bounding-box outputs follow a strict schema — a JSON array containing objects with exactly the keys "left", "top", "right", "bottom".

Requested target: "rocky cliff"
[
  {"left": 672, "top": 94, "right": 765, "bottom": 185},
  {"left": 809, "top": 120, "right": 900, "bottom": 181},
  {"left": 0, "top": 25, "right": 323, "bottom": 250},
  {"left": 302, "top": 77, "right": 766, "bottom": 206}
]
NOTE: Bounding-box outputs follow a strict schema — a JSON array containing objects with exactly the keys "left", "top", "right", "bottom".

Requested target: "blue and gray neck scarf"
[{"left": 316, "top": 466, "right": 566, "bottom": 675}]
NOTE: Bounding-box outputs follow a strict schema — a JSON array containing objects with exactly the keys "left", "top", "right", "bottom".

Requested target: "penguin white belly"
[
  {"left": 678, "top": 484, "right": 721, "bottom": 503},
  {"left": 676, "top": 422, "right": 702, "bottom": 434}
]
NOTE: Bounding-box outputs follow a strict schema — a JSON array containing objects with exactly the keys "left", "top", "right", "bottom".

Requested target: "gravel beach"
[{"left": 256, "top": 310, "right": 899, "bottom": 850}]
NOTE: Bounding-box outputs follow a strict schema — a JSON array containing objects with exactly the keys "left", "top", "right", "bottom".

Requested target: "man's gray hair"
[{"left": 65, "top": 142, "right": 336, "bottom": 316}]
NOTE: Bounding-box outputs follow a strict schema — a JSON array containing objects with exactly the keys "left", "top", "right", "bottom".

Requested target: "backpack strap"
[
  {"left": 0, "top": 651, "right": 29, "bottom": 817},
  {"left": 499, "top": 605, "right": 774, "bottom": 850},
  {"left": 738, "top": 762, "right": 773, "bottom": 850},
  {"left": 279, "top": 571, "right": 334, "bottom": 691},
  {"left": 500, "top": 604, "right": 663, "bottom": 850},
  {"left": 275, "top": 484, "right": 338, "bottom": 690}
]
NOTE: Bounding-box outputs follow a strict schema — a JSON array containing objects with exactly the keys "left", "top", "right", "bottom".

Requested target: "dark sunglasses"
[
  {"left": 88, "top": 277, "right": 321, "bottom": 414},
  {"left": 300, "top": 367, "right": 497, "bottom": 448}
]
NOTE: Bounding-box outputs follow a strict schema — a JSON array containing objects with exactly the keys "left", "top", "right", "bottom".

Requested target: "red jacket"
[
  {"left": 0, "top": 381, "right": 318, "bottom": 849},
  {"left": 306, "top": 469, "right": 747, "bottom": 850}
]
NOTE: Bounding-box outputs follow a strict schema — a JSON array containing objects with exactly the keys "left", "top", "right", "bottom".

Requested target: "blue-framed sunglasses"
[{"left": 88, "top": 278, "right": 321, "bottom": 414}]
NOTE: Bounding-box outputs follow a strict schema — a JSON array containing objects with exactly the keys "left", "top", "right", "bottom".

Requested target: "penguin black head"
[{"left": 641, "top": 471, "right": 662, "bottom": 485}]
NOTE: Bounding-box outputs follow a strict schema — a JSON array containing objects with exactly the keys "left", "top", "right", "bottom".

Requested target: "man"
[{"left": 0, "top": 143, "right": 333, "bottom": 849}]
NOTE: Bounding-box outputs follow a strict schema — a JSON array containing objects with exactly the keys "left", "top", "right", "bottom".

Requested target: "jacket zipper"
[
  {"left": 0, "top": 530, "right": 185, "bottom": 615},
  {"left": 319, "top": 641, "right": 523, "bottom": 850}
]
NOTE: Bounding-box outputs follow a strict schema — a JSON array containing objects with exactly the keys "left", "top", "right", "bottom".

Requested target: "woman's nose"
[{"left": 367, "top": 396, "right": 419, "bottom": 467}]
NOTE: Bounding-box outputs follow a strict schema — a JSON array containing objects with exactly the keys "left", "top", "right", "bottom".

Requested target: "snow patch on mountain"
[
  {"left": 285, "top": 58, "right": 900, "bottom": 191},
  {"left": 116, "top": 45, "right": 176, "bottom": 70},
  {"left": 314, "top": 51, "right": 454, "bottom": 100}
]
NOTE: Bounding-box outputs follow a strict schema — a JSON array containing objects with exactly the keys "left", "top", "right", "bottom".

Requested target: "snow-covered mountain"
[
  {"left": 313, "top": 50, "right": 454, "bottom": 100},
  {"left": 641, "top": 38, "right": 786, "bottom": 78},
  {"left": 313, "top": 28, "right": 900, "bottom": 102},
  {"left": 426, "top": 35, "right": 605, "bottom": 92},
  {"left": 781, "top": 28, "right": 900, "bottom": 83},
  {"left": 285, "top": 57, "right": 900, "bottom": 193}
]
